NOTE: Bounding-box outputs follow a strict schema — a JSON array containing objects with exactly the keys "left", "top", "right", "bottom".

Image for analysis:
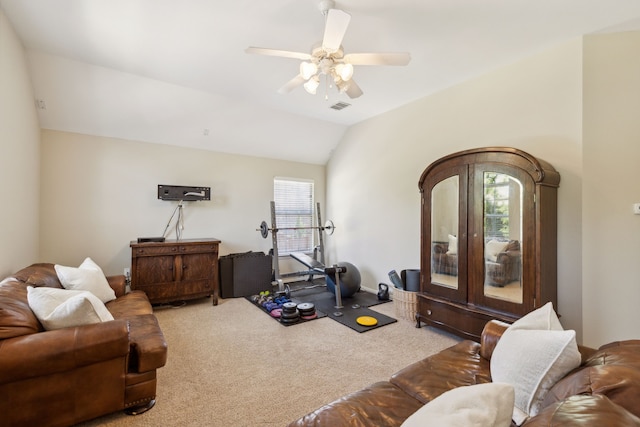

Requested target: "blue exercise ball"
[{"left": 325, "top": 262, "right": 361, "bottom": 297}]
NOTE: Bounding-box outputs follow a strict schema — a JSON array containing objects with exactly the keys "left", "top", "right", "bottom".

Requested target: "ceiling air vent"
[{"left": 330, "top": 102, "right": 351, "bottom": 111}]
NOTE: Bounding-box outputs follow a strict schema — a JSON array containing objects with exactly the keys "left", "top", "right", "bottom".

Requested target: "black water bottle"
[{"left": 388, "top": 270, "right": 404, "bottom": 289}]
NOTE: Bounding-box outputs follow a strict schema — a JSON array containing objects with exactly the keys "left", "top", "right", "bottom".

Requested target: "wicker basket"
[{"left": 393, "top": 287, "right": 418, "bottom": 322}]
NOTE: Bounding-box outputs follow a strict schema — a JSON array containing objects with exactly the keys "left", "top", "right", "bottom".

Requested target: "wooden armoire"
[{"left": 416, "top": 147, "right": 560, "bottom": 341}]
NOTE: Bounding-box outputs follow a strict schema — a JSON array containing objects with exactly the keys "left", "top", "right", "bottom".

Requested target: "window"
[
  {"left": 273, "top": 178, "right": 315, "bottom": 256},
  {"left": 483, "top": 172, "right": 522, "bottom": 240},
  {"left": 484, "top": 172, "right": 511, "bottom": 239}
]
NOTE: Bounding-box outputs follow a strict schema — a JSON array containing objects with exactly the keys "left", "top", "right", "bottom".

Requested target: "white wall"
[
  {"left": 326, "top": 39, "right": 584, "bottom": 338},
  {"left": 39, "top": 130, "right": 325, "bottom": 277},
  {"left": 0, "top": 9, "right": 40, "bottom": 277},
  {"left": 582, "top": 31, "right": 640, "bottom": 347}
]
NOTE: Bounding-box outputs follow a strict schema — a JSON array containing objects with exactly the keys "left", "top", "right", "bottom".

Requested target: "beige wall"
[
  {"left": 582, "top": 32, "right": 640, "bottom": 347},
  {"left": 326, "top": 38, "right": 585, "bottom": 338},
  {"left": 40, "top": 130, "right": 325, "bottom": 276},
  {"left": 0, "top": 10, "right": 40, "bottom": 277}
]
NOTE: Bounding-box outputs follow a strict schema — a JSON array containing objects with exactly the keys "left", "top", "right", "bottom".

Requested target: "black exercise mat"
[
  {"left": 288, "top": 284, "right": 396, "bottom": 333},
  {"left": 285, "top": 279, "right": 388, "bottom": 307},
  {"left": 299, "top": 293, "right": 396, "bottom": 333},
  {"left": 246, "top": 280, "right": 396, "bottom": 331},
  {"left": 245, "top": 295, "right": 328, "bottom": 326}
]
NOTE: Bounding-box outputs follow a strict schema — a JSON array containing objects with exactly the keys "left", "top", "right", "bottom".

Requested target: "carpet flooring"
[{"left": 76, "top": 293, "right": 460, "bottom": 427}]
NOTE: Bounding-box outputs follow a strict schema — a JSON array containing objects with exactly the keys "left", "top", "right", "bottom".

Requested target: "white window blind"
[{"left": 274, "top": 178, "right": 314, "bottom": 256}]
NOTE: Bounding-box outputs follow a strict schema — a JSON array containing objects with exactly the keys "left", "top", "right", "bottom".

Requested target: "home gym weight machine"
[{"left": 256, "top": 201, "right": 354, "bottom": 310}]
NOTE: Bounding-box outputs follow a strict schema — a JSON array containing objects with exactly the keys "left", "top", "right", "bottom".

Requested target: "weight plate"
[
  {"left": 356, "top": 316, "right": 378, "bottom": 326},
  {"left": 297, "top": 302, "right": 315, "bottom": 311},
  {"left": 301, "top": 313, "right": 318, "bottom": 320},
  {"left": 259, "top": 221, "right": 269, "bottom": 239},
  {"left": 282, "top": 302, "right": 298, "bottom": 310},
  {"left": 299, "top": 311, "right": 315, "bottom": 318},
  {"left": 270, "top": 308, "right": 282, "bottom": 318},
  {"left": 280, "top": 317, "right": 300, "bottom": 324},
  {"left": 280, "top": 311, "right": 300, "bottom": 320},
  {"left": 324, "top": 220, "right": 335, "bottom": 235}
]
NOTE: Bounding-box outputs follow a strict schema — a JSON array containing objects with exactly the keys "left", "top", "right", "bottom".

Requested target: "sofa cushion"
[
  {"left": 27, "top": 286, "right": 114, "bottom": 330},
  {"left": 490, "top": 302, "right": 581, "bottom": 425},
  {"left": 401, "top": 383, "right": 514, "bottom": 427},
  {"left": 105, "top": 290, "right": 154, "bottom": 318},
  {"left": 390, "top": 340, "right": 490, "bottom": 404},
  {"left": 522, "top": 394, "right": 640, "bottom": 426},
  {"left": 55, "top": 258, "right": 116, "bottom": 303},
  {"left": 446, "top": 234, "right": 457, "bottom": 255},
  {"left": 485, "top": 240, "right": 509, "bottom": 262},
  {"left": 542, "top": 340, "right": 640, "bottom": 419},
  {"left": 0, "top": 278, "right": 41, "bottom": 338},
  {"left": 287, "top": 381, "right": 423, "bottom": 427},
  {"left": 12, "top": 263, "right": 63, "bottom": 288}
]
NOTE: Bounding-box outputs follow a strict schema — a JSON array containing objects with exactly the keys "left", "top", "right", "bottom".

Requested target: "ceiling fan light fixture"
[
  {"left": 335, "top": 63, "right": 353, "bottom": 81},
  {"left": 336, "top": 79, "right": 351, "bottom": 93},
  {"left": 300, "top": 61, "right": 318, "bottom": 80},
  {"left": 303, "top": 76, "right": 320, "bottom": 94}
]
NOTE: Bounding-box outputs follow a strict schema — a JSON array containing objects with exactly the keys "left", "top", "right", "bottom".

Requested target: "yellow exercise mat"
[{"left": 356, "top": 315, "right": 378, "bottom": 326}]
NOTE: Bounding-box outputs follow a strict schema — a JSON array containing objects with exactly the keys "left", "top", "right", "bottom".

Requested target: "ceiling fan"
[{"left": 245, "top": 0, "right": 411, "bottom": 99}]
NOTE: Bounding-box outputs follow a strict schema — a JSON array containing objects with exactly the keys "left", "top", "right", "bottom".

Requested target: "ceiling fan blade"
[
  {"left": 277, "top": 75, "right": 306, "bottom": 94},
  {"left": 322, "top": 9, "right": 351, "bottom": 53},
  {"left": 245, "top": 47, "right": 311, "bottom": 61},
  {"left": 345, "top": 79, "right": 363, "bottom": 99},
  {"left": 343, "top": 52, "right": 411, "bottom": 66}
]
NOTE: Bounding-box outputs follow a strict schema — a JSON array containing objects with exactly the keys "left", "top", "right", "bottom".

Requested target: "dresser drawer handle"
[{"left": 426, "top": 310, "right": 432, "bottom": 316}]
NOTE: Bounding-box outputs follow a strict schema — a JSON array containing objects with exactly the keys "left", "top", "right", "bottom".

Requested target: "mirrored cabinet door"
[
  {"left": 468, "top": 164, "right": 535, "bottom": 317},
  {"left": 430, "top": 175, "right": 459, "bottom": 290},
  {"left": 423, "top": 165, "right": 468, "bottom": 304},
  {"left": 418, "top": 147, "right": 560, "bottom": 341}
]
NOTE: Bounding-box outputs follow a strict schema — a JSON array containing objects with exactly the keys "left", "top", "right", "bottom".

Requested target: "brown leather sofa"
[
  {"left": 288, "top": 321, "right": 640, "bottom": 426},
  {"left": 0, "top": 263, "right": 168, "bottom": 427}
]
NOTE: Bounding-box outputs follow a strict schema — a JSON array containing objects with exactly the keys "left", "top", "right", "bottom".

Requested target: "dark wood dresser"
[{"left": 130, "top": 238, "right": 221, "bottom": 305}]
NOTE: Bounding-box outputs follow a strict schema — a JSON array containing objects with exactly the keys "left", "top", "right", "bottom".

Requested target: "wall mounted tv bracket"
[{"left": 158, "top": 185, "right": 211, "bottom": 201}]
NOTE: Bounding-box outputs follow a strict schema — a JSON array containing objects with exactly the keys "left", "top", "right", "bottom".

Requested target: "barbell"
[{"left": 257, "top": 219, "right": 336, "bottom": 239}]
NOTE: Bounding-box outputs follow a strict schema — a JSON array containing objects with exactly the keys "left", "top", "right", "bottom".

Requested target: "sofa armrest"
[
  {"left": 127, "top": 314, "right": 168, "bottom": 373},
  {"left": 107, "top": 275, "right": 127, "bottom": 297},
  {"left": 0, "top": 319, "right": 130, "bottom": 384},
  {"left": 432, "top": 243, "right": 448, "bottom": 254},
  {"left": 479, "top": 320, "right": 510, "bottom": 361}
]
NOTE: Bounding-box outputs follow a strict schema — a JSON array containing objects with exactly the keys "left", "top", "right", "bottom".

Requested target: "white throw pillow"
[
  {"left": 485, "top": 240, "right": 509, "bottom": 262},
  {"left": 446, "top": 234, "right": 458, "bottom": 255},
  {"left": 27, "top": 286, "right": 114, "bottom": 331},
  {"left": 401, "top": 383, "right": 515, "bottom": 427},
  {"left": 490, "top": 302, "right": 581, "bottom": 425},
  {"left": 55, "top": 257, "right": 116, "bottom": 303}
]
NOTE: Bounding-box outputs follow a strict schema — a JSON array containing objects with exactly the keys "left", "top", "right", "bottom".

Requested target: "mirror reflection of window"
[
  {"left": 483, "top": 172, "right": 523, "bottom": 303},
  {"left": 430, "top": 176, "right": 459, "bottom": 289}
]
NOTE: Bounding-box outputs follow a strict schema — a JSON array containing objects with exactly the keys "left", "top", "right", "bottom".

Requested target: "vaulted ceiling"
[{"left": 3, "top": 0, "right": 640, "bottom": 164}]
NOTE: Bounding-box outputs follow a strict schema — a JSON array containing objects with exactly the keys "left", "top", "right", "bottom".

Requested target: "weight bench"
[
  {"left": 290, "top": 252, "right": 325, "bottom": 274},
  {"left": 290, "top": 252, "right": 347, "bottom": 309}
]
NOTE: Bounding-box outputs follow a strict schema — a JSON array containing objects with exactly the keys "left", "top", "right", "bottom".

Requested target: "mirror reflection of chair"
[
  {"left": 431, "top": 234, "right": 458, "bottom": 276},
  {"left": 484, "top": 239, "right": 521, "bottom": 287}
]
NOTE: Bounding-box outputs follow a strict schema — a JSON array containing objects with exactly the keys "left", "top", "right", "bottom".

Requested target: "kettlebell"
[{"left": 377, "top": 283, "right": 389, "bottom": 301}]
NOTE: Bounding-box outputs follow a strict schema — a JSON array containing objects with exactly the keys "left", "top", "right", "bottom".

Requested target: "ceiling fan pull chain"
[{"left": 325, "top": 74, "right": 329, "bottom": 100}]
